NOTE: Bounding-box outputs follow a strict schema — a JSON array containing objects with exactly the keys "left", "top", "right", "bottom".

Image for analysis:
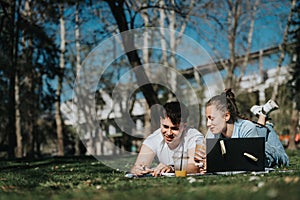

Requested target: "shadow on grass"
[{"left": 0, "top": 155, "right": 99, "bottom": 171}]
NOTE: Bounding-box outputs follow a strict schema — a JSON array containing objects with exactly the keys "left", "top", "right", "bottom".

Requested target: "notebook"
[{"left": 206, "top": 137, "right": 265, "bottom": 173}]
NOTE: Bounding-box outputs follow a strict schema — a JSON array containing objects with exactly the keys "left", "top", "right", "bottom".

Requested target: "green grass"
[{"left": 0, "top": 150, "right": 299, "bottom": 200}]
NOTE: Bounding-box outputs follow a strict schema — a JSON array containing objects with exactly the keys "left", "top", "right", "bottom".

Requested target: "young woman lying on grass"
[{"left": 195, "top": 89, "right": 289, "bottom": 174}]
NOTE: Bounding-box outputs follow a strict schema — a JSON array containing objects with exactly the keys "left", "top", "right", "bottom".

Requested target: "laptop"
[{"left": 206, "top": 137, "right": 265, "bottom": 173}]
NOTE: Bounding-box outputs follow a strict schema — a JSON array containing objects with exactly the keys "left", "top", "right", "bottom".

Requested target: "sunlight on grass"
[{"left": 0, "top": 151, "right": 299, "bottom": 200}]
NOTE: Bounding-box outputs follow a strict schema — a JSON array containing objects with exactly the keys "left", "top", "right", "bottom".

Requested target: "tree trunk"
[
  {"left": 12, "top": 0, "right": 22, "bottom": 158},
  {"left": 271, "top": 0, "right": 296, "bottom": 100},
  {"left": 8, "top": 72, "right": 16, "bottom": 159},
  {"left": 239, "top": 0, "right": 259, "bottom": 79},
  {"left": 226, "top": 0, "right": 239, "bottom": 89},
  {"left": 56, "top": 4, "right": 65, "bottom": 156},
  {"left": 106, "top": 0, "right": 160, "bottom": 130},
  {"left": 23, "top": 0, "right": 35, "bottom": 158},
  {"left": 15, "top": 71, "right": 22, "bottom": 158},
  {"left": 139, "top": 4, "right": 152, "bottom": 134},
  {"left": 168, "top": 0, "right": 177, "bottom": 101},
  {"left": 288, "top": 103, "right": 298, "bottom": 150},
  {"left": 159, "top": 0, "right": 167, "bottom": 68},
  {"left": 74, "top": 0, "right": 82, "bottom": 156},
  {"left": 7, "top": 0, "right": 17, "bottom": 158}
]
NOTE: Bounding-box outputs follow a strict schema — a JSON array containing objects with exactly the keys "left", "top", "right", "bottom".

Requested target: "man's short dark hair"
[{"left": 160, "top": 101, "right": 189, "bottom": 125}]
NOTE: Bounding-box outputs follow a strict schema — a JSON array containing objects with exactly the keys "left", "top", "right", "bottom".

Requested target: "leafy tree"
[{"left": 0, "top": 0, "right": 59, "bottom": 158}]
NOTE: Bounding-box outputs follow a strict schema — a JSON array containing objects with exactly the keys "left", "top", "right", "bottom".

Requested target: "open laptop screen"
[{"left": 206, "top": 137, "right": 265, "bottom": 173}]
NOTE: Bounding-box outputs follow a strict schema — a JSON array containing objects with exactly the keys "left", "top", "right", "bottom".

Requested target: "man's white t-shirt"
[{"left": 143, "top": 128, "right": 204, "bottom": 165}]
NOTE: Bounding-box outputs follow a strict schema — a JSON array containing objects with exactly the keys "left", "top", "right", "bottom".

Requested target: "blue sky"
[{"left": 59, "top": 1, "right": 293, "bottom": 102}]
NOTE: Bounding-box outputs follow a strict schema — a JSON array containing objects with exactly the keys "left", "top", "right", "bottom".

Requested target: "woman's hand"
[{"left": 194, "top": 141, "right": 207, "bottom": 174}]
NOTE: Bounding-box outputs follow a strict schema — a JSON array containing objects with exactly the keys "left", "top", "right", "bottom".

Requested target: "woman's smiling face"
[{"left": 205, "top": 104, "right": 228, "bottom": 134}]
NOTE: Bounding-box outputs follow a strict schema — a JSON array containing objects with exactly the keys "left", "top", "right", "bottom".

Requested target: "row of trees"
[
  {"left": 0, "top": 0, "right": 60, "bottom": 158},
  {"left": 0, "top": 0, "right": 299, "bottom": 159}
]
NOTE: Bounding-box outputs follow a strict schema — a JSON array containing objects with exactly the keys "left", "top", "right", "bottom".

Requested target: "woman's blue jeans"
[{"left": 256, "top": 123, "right": 289, "bottom": 167}]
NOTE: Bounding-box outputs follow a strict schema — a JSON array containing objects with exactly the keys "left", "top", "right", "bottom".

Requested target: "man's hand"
[
  {"left": 131, "top": 164, "right": 153, "bottom": 176},
  {"left": 152, "top": 163, "right": 174, "bottom": 177}
]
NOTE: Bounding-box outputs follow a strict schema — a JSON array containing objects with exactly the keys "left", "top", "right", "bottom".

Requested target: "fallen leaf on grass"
[
  {"left": 1, "top": 185, "right": 17, "bottom": 191},
  {"left": 284, "top": 176, "right": 299, "bottom": 184},
  {"left": 266, "top": 188, "right": 278, "bottom": 198},
  {"left": 83, "top": 179, "right": 92, "bottom": 186},
  {"left": 249, "top": 176, "right": 260, "bottom": 181},
  {"left": 187, "top": 177, "right": 196, "bottom": 183}
]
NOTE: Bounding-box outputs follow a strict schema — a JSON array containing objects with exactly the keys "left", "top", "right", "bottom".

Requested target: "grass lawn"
[{"left": 0, "top": 150, "right": 299, "bottom": 200}]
